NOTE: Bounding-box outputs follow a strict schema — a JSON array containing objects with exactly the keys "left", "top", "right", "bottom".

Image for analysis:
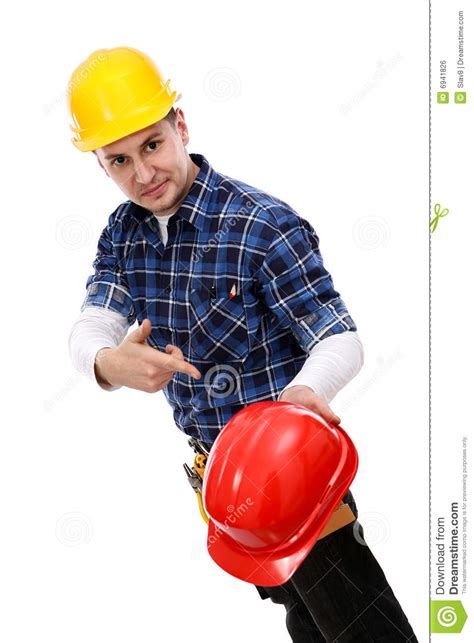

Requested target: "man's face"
[{"left": 94, "top": 108, "right": 198, "bottom": 217}]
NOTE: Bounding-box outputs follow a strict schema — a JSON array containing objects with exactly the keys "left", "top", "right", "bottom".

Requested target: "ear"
[
  {"left": 94, "top": 151, "right": 110, "bottom": 177},
  {"left": 175, "top": 108, "right": 190, "bottom": 146}
]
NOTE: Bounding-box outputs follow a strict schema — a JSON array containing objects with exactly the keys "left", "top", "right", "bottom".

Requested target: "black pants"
[{"left": 254, "top": 490, "right": 418, "bottom": 642}]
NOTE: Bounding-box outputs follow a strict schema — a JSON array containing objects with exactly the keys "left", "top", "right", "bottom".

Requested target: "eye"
[
  {"left": 113, "top": 156, "right": 126, "bottom": 167},
  {"left": 147, "top": 140, "right": 160, "bottom": 151}
]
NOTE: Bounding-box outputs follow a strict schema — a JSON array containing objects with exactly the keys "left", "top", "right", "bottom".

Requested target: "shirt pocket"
[{"left": 189, "top": 288, "right": 250, "bottom": 362}]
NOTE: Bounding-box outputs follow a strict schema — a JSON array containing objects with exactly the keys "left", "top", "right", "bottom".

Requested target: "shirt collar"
[{"left": 124, "top": 153, "right": 218, "bottom": 231}]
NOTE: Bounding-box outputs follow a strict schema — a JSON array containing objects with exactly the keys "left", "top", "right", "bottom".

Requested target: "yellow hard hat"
[{"left": 67, "top": 46, "right": 180, "bottom": 152}]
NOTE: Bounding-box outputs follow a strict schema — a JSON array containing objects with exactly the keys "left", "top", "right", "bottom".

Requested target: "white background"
[{"left": 0, "top": 1, "right": 428, "bottom": 640}]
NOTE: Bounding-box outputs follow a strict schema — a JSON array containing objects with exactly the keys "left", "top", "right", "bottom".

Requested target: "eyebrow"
[{"left": 104, "top": 132, "right": 164, "bottom": 160}]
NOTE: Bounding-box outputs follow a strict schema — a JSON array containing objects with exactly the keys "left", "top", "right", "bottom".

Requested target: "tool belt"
[{"left": 183, "top": 437, "right": 356, "bottom": 538}]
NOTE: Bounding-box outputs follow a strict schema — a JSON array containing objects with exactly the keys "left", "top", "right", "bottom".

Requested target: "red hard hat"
[{"left": 202, "top": 401, "right": 358, "bottom": 586}]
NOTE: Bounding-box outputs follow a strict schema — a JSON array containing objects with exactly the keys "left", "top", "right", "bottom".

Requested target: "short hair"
[{"left": 163, "top": 106, "right": 177, "bottom": 128}]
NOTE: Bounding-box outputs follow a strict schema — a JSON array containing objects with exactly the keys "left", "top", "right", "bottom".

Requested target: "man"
[{"left": 68, "top": 47, "right": 417, "bottom": 641}]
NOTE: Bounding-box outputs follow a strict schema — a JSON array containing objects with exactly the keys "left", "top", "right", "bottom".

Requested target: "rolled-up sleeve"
[
  {"left": 255, "top": 220, "right": 357, "bottom": 353},
  {"left": 80, "top": 213, "right": 136, "bottom": 325}
]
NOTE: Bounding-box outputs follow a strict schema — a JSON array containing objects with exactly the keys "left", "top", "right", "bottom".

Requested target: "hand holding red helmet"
[{"left": 279, "top": 385, "right": 341, "bottom": 425}]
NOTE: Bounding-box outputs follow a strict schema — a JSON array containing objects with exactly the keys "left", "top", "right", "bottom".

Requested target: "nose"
[{"left": 133, "top": 158, "right": 155, "bottom": 185}]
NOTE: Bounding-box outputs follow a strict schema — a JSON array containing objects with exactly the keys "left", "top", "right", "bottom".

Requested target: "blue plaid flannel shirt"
[{"left": 81, "top": 153, "right": 357, "bottom": 444}]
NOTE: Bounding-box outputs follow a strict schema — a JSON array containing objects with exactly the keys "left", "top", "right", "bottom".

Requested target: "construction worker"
[{"left": 67, "top": 47, "right": 417, "bottom": 641}]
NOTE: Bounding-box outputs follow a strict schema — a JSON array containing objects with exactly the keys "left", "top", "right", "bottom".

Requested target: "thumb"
[
  {"left": 324, "top": 407, "right": 341, "bottom": 425},
  {"left": 313, "top": 402, "right": 341, "bottom": 426},
  {"left": 165, "top": 344, "right": 184, "bottom": 360},
  {"left": 128, "top": 318, "right": 152, "bottom": 343}
]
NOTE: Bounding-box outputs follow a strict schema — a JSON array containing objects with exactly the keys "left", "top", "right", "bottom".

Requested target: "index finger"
[{"left": 156, "top": 351, "right": 201, "bottom": 379}]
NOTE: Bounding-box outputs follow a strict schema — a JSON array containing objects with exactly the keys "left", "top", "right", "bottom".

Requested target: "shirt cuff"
[
  {"left": 77, "top": 340, "right": 122, "bottom": 391},
  {"left": 92, "top": 347, "right": 122, "bottom": 392}
]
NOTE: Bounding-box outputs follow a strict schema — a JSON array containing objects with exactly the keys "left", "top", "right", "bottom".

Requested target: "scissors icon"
[{"left": 430, "top": 203, "right": 449, "bottom": 233}]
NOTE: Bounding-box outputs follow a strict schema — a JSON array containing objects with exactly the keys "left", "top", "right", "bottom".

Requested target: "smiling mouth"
[{"left": 142, "top": 179, "right": 168, "bottom": 196}]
